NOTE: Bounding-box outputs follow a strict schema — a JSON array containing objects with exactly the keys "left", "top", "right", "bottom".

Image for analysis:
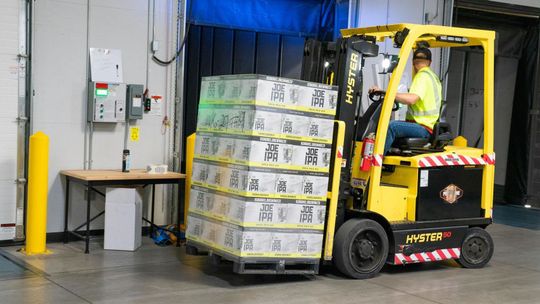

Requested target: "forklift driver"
[{"left": 369, "top": 48, "right": 442, "bottom": 154}]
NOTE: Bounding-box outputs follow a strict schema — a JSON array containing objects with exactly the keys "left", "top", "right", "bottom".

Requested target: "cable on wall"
[{"left": 152, "top": 0, "right": 193, "bottom": 65}]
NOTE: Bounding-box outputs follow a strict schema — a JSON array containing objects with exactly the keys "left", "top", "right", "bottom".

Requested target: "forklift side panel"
[
  {"left": 390, "top": 226, "right": 468, "bottom": 264},
  {"left": 416, "top": 166, "right": 483, "bottom": 221},
  {"left": 380, "top": 165, "right": 419, "bottom": 221},
  {"left": 393, "top": 226, "right": 467, "bottom": 254},
  {"left": 374, "top": 186, "right": 408, "bottom": 221}
]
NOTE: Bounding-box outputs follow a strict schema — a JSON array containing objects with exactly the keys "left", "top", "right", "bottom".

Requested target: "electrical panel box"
[
  {"left": 88, "top": 82, "right": 126, "bottom": 123},
  {"left": 126, "top": 84, "right": 144, "bottom": 120}
]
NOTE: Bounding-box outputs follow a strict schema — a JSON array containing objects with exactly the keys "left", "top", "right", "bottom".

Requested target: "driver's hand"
[{"left": 368, "top": 86, "right": 382, "bottom": 94}]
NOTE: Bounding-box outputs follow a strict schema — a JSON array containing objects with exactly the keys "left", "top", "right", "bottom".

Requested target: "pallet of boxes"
[{"left": 186, "top": 74, "right": 338, "bottom": 274}]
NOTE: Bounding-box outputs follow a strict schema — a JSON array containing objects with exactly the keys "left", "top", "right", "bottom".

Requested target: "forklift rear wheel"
[
  {"left": 333, "top": 219, "right": 389, "bottom": 279},
  {"left": 457, "top": 227, "right": 494, "bottom": 268}
]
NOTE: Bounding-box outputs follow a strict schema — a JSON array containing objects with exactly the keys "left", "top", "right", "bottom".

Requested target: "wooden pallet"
[{"left": 186, "top": 241, "right": 320, "bottom": 275}]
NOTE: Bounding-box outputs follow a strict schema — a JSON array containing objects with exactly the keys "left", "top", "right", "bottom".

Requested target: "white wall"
[
  {"left": 354, "top": 0, "right": 445, "bottom": 114},
  {"left": 33, "top": 0, "right": 178, "bottom": 233}
]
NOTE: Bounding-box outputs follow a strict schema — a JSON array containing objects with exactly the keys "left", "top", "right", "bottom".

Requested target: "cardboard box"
[
  {"left": 297, "top": 232, "right": 324, "bottom": 256},
  {"left": 245, "top": 109, "right": 283, "bottom": 134},
  {"left": 302, "top": 175, "right": 329, "bottom": 198},
  {"left": 199, "top": 77, "right": 226, "bottom": 102},
  {"left": 186, "top": 215, "right": 204, "bottom": 240},
  {"left": 231, "top": 138, "right": 252, "bottom": 162},
  {"left": 189, "top": 186, "right": 233, "bottom": 220},
  {"left": 104, "top": 188, "right": 142, "bottom": 251},
  {"left": 188, "top": 187, "right": 211, "bottom": 212},
  {"left": 210, "top": 108, "right": 236, "bottom": 131},
  {"left": 223, "top": 166, "right": 244, "bottom": 190},
  {"left": 234, "top": 138, "right": 292, "bottom": 166},
  {"left": 274, "top": 173, "right": 304, "bottom": 196},
  {"left": 191, "top": 161, "right": 209, "bottom": 184},
  {"left": 243, "top": 170, "right": 277, "bottom": 195},
  {"left": 194, "top": 133, "right": 213, "bottom": 156},
  {"left": 254, "top": 78, "right": 298, "bottom": 107},
  {"left": 307, "top": 117, "right": 334, "bottom": 140},
  {"left": 216, "top": 223, "right": 243, "bottom": 253},
  {"left": 189, "top": 186, "right": 326, "bottom": 230},
  {"left": 201, "top": 219, "right": 220, "bottom": 245},
  {"left": 237, "top": 198, "right": 288, "bottom": 226},
  {"left": 238, "top": 78, "right": 259, "bottom": 101},
  {"left": 187, "top": 213, "right": 324, "bottom": 258},
  {"left": 197, "top": 107, "right": 251, "bottom": 132},
  {"left": 196, "top": 107, "right": 216, "bottom": 130},
  {"left": 269, "top": 232, "right": 299, "bottom": 255},
  {"left": 200, "top": 74, "right": 337, "bottom": 112},
  {"left": 224, "top": 79, "right": 243, "bottom": 101},
  {"left": 214, "top": 137, "right": 235, "bottom": 159},
  {"left": 238, "top": 229, "right": 272, "bottom": 256},
  {"left": 298, "top": 83, "right": 338, "bottom": 113},
  {"left": 206, "top": 163, "right": 226, "bottom": 188},
  {"left": 291, "top": 143, "right": 331, "bottom": 170},
  {"left": 286, "top": 200, "right": 326, "bottom": 227},
  {"left": 280, "top": 114, "right": 310, "bottom": 137}
]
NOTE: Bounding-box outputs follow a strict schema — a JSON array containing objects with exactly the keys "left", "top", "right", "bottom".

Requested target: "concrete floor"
[{"left": 0, "top": 223, "right": 539, "bottom": 304}]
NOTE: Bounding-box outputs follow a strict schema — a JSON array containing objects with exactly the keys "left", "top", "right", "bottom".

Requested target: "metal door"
[{"left": 0, "top": 0, "right": 28, "bottom": 241}]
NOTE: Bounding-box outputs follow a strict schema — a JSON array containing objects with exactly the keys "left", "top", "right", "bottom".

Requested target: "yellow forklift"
[
  {"left": 185, "top": 23, "right": 496, "bottom": 279},
  {"left": 301, "top": 23, "right": 496, "bottom": 278}
]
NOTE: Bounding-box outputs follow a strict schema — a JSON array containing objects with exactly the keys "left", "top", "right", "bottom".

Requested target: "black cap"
[{"left": 413, "top": 48, "right": 432, "bottom": 61}]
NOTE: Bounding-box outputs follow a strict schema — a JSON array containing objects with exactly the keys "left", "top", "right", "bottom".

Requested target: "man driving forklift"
[{"left": 369, "top": 48, "right": 442, "bottom": 154}]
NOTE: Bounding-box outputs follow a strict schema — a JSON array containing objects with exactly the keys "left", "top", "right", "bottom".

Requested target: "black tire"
[
  {"left": 457, "top": 227, "right": 494, "bottom": 268},
  {"left": 333, "top": 219, "right": 389, "bottom": 279}
]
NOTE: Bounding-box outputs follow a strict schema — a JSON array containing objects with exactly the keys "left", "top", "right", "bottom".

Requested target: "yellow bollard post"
[
  {"left": 23, "top": 131, "right": 50, "bottom": 255},
  {"left": 181, "top": 133, "right": 196, "bottom": 232}
]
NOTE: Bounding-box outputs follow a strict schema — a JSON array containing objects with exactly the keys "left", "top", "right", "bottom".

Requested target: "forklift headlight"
[
  {"left": 380, "top": 54, "right": 398, "bottom": 74},
  {"left": 382, "top": 58, "right": 391, "bottom": 69}
]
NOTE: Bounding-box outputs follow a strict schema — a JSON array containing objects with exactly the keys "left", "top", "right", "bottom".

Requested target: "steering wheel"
[{"left": 368, "top": 90, "right": 400, "bottom": 111}]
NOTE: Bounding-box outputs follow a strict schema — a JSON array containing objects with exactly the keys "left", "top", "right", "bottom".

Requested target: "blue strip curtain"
[{"left": 188, "top": 0, "right": 347, "bottom": 39}]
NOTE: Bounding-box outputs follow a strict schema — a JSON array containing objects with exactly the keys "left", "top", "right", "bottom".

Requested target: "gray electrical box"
[
  {"left": 87, "top": 82, "right": 126, "bottom": 123},
  {"left": 126, "top": 84, "right": 144, "bottom": 120}
]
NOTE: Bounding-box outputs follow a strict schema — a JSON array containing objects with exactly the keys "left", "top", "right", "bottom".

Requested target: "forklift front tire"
[
  {"left": 333, "top": 218, "right": 389, "bottom": 279},
  {"left": 457, "top": 227, "right": 494, "bottom": 269}
]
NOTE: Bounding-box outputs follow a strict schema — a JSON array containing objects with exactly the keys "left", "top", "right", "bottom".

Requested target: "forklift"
[
  {"left": 185, "top": 24, "right": 496, "bottom": 279},
  {"left": 301, "top": 23, "right": 496, "bottom": 278}
]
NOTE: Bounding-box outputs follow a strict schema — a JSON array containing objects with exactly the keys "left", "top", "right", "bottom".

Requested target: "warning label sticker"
[{"left": 420, "top": 170, "right": 429, "bottom": 187}]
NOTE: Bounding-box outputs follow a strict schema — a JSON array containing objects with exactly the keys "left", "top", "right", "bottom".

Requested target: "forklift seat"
[{"left": 393, "top": 121, "right": 453, "bottom": 150}]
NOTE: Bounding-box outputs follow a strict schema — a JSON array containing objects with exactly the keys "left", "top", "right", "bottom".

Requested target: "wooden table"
[{"left": 61, "top": 169, "right": 185, "bottom": 253}]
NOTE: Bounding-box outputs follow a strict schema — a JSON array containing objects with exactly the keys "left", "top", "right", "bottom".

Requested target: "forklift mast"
[{"left": 302, "top": 36, "right": 379, "bottom": 223}]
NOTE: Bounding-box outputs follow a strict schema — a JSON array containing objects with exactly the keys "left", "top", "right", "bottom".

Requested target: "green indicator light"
[{"left": 96, "top": 88, "right": 108, "bottom": 96}]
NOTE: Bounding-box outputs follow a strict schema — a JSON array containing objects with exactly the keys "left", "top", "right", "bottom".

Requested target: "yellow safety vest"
[{"left": 406, "top": 67, "right": 442, "bottom": 130}]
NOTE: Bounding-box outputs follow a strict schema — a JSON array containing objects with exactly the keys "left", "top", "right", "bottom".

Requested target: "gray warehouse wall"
[{"left": 32, "top": 0, "right": 179, "bottom": 233}]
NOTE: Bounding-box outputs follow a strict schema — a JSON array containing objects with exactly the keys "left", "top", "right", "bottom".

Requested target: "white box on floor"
[{"left": 104, "top": 188, "right": 142, "bottom": 251}]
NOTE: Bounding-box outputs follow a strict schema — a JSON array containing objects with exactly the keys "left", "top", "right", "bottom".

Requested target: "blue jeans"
[{"left": 384, "top": 121, "right": 430, "bottom": 154}]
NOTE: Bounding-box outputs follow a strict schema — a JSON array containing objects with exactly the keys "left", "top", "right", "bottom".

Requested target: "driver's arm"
[
  {"left": 395, "top": 93, "right": 419, "bottom": 105},
  {"left": 368, "top": 85, "right": 419, "bottom": 105}
]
